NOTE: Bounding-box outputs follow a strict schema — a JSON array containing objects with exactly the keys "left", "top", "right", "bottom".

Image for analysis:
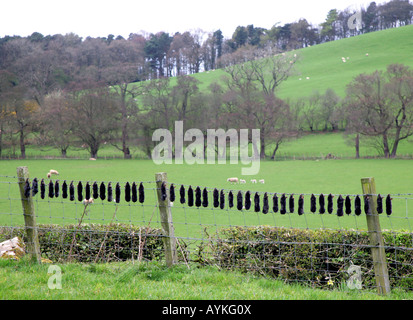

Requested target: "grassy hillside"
[{"left": 191, "top": 25, "right": 413, "bottom": 99}]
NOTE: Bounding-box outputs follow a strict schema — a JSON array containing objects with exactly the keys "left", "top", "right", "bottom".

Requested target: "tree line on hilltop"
[{"left": 0, "top": 0, "right": 412, "bottom": 160}]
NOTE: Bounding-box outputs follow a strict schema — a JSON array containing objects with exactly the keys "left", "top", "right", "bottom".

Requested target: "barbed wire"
[{"left": 1, "top": 174, "right": 413, "bottom": 292}]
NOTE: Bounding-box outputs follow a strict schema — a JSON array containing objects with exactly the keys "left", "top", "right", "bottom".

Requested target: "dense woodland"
[{"left": 0, "top": 0, "right": 413, "bottom": 160}]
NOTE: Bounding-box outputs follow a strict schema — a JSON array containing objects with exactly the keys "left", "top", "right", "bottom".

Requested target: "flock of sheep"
[
  {"left": 227, "top": 177, "right": 264, "bottom": 184},
  {"left": 298, "top": 53, "right": 369, "bottom": 81},
  {"left": 341, "top": 53, "right": 369, "bottom": 63}
]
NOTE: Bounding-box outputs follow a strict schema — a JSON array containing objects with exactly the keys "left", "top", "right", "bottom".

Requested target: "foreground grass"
[
  {"left": 191, "top": 25, "right": 413, "bottom": 99},
  {"left": 0, "top": 258, "right": 411, "bottom": 300}
]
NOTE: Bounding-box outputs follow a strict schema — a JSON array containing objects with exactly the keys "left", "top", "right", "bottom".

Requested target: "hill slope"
[{"left": 192, "top": 25, "right": 413, "bottom": 99}]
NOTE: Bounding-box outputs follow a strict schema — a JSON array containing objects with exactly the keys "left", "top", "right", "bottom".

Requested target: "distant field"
[
  {"left": 1, "top": 158, "right": 412, "bottom": 237},
  {"left": 8, "top": 130, "right": 413, "bottom": 161},
  {"left": 276, "top": 131, "right": 413, "bottom": 159}
]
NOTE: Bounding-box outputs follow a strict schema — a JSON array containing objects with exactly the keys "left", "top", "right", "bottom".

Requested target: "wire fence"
[{"left": 1, "top": 170, "right": 413, "bottom": 293}]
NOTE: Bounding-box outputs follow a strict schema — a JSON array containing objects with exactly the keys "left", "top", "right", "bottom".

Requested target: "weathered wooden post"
[
  {"left": 16, "top": 166, "right": 42, "bottom": 263},
  {"left": 155, "top": 172, "right": 177, "bottom": 267},
  {"left": 361, "top": 177, "right": 391, "bottom": 295}
]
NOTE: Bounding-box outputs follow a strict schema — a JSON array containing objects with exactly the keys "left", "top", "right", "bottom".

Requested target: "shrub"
[
  {"left": 199, "top": 226, "right": 413, "bottom": 290},
  {"left": 0, "top": 224, "right": 165, "bottom": 263}
]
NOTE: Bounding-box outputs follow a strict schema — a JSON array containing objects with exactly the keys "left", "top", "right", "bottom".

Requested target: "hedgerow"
[
  {"left": 197, "top": 226, "right": 413, "bottom": 290},
  {"left": 0, "top": 224, "right": 165, "bottom": 263}
]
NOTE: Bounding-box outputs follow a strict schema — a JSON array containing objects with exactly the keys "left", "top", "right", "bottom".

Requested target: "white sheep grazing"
[
  {"left": 227, "top": 177, "right": 239, "bottom": 184},
  {"left": 47, "top": 169, "right": 59, "bottom": 178},
  {"left": 89, "top": 158, "right": 96, "bottom": 161},
  {"left": 240, "top": 179, "right": 246, "bottom": 184},
  {"left": 250, "top": 179, "right": 257, "bottom": 183},
  {"left": 259, "top": 179, "right": 265, "bottom": 184}
]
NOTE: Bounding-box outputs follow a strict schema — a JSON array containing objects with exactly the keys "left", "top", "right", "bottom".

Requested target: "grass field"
[
  {"left": 1, "top": 257, "right": 412, "bottom": 300},
  {"left": 275, "top": 131, "right": 413, "bottom": 159},
  {"left": 2, "top": 157, "right": 413, "bottom": 301},
  {"left": 1, "top": 157, "right": 413, "bottom": 238}
]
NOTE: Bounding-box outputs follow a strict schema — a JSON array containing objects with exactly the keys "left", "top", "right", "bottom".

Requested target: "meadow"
[
  {"left": 1, "top": 155, "right": 413, "bottom": 239},
  {"left": 2, "top": 257, "right": 413, "bottom": 300},
  {"left": 2, "top": 156, "right": 413, "bottom": 300},
  {"left": 4, "top": 257, "right": 413, "bottom": 300}
]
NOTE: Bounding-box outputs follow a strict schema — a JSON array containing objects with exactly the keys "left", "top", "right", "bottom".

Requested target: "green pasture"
[
  {"left": 3, "top": 258, "right": 410, "bottom": 300},
  {"left": 190, "top": 25, "right": 413, "bottom": 99},
  {"left": 1, "top": 158, "right": 413, "bottom": 239},
  {"left": 273, "top": 131, "right": 413, "bottom": 159},
  {"left": 11, "top": 130, "right": 413, "bottom": 161}
]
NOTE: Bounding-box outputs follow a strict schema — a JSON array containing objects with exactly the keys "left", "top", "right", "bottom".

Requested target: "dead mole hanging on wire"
[
  {"left": 262, "top": 192, "right": 269, "bottom": 214},
  {"left": 180, "top": 185, "right": 185, "bottom": 204},
  {"left": 195, "top": 186, "right": 202, "bottom": 207},
  {"left": 220, "top": 190, "right": 225, "bottom": 209},
  {"left": 69, "top": 181, "right": 75, "bottom": 201},
  {"left": 280, "top": 194, "right": 286, "bottom": 215},
  {"left": 125, "top": 182, "right": 131, "bottom": 202},
  {"left": 254, "top": 192, "right": 260, "bottom": 213},
  {"left": 228, "top": 191, "right": 234, "bottom": 208},
  {"left": 202, "top": 187, "right": 208, "bottom": 207},
  {"left": 131, "top": 182, "right": 138, "bottom": 203},
  {"left": 272, "top": 193, "right": 278, "bottom": 213},
  {"left": 138, "top": 182, "right": 144, "bottom": 203},
  {"left": 298, "top": 195, "right": 304, "bottom": 215},
  {"left": 169, "top": 184, "right": 175, "bottom": 203},
  {"left": 237, "top": 191, "right": 243, "bottom": 211}
]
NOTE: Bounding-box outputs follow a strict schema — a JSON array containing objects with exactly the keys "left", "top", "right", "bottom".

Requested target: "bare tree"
[
  {"left": 69, "top": 82, "right": 119, "bottom": 159},
  {"left": 386, "top": 63, "right": 413, "bottom": 157},
  {"left": 37, "top": 90, "right": 73, "bottom": 157},
  {"left": 298, "top": 91, "right": 322, "bottom": 131},
  {"left": 172, "top": 75, "right": 200, "bottom": 123},
  {"left": 142, "top": 77, "right": 174, "bottom": 130},
  {"left": 104, "top": 39, "right": 146, "bottom": 158},
  {"left": 0, "top": 70, "right": 18, "bottom": 157},
  {"left": 222, "top": 46, "right": 299, "bottom": 159},
  {"left": 320, "top": 88, "right": 341, "bottom": 131},
  {"left": 345, "top": 64, "right": 413, "bottom": 158}
]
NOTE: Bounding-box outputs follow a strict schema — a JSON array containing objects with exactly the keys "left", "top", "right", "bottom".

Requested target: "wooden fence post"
[
  {"left": 361, "top": 177, "right": 391, "bottom": 295},
  {"left": 155, "top": 172, "right": 177, "bottom": 267},
  {"left": 16, "top": 166, "right": 42, "bottom": 263}
]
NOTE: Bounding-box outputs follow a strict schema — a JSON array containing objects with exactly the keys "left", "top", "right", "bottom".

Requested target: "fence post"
[
  {"left": 361, "top": 177, "right": 391, "bottom": 295},
  {"left": 155, "top": 172, "right": 177, "bottom": 267},
  {"left": 16, "top": 166, "right": 42, "bottom": 263}
]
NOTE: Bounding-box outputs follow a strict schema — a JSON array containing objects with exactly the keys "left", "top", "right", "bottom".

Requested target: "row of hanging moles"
[
  {"left": 24, "top": 178, "right": 145, "bottom": 204},
  {"left": 171, "top": 185, "right": 393, "bottom": 216},
  {"left": 23, "top": 179, "right": 393, "bottom": 215}
]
